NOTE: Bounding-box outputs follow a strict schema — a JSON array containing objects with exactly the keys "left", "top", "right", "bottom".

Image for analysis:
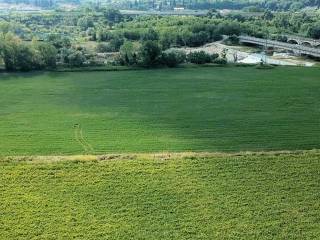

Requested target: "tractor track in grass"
[{"left": 74, "top": 124, "right": 94, "bottom": 153}]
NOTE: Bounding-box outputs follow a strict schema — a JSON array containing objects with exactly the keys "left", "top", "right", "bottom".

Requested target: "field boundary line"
[{"left": 1, "top": 149, "right": 320, "bottom": 163}]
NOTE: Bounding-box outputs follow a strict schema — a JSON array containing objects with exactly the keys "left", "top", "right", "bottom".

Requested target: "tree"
[
  {"left": 47, "top": 34, "right": 71, "bottom": 49},
  {"left": 159, "top": 31, "right": 177, "bottom": 50},
  {"left": 96, "top": 42, "right": 110, "bottom": 53},
  {"left": 2, "top": 42, "right": 18, "bottom": 71},
  {"left": 161, "top": 49, "right": 186, "bottom": 67},
  {"left": 141, "top": 28, "right": 159, "bottom": 41},
  {"left": 104, "top": 9, "right": 123, "bottom": 24},
  {"left": 77, "top": 16, "right": 94, "bottom": 31},
  {"left": 120, "top": 41, "right": 140, "bottom": 65},
  {"left": 68, "top": 50, "right": 86, "bottom": 67},
  {"left": 1, "top": 33, "right": 21, "bottom": 71},
  {"left": 139, "top": 40, "right": 161, "bottom": 66},
  {"left": 16, "top": 44, "right": 34, "bottom": 71},
  {"left": 307, "top": 24, "right": 320, "bottom": 39},
  {"left": 186, "top": 31, "right": 209, "bottom": 47},
  {"left": 263, "top": 10, "right": 274, "bottom": 21},
  {"left": 33, "top": 42, "right": 57, "bottom": 69},
  {"left": 108, "top": 35, "right": 124, "bottom": 51}
]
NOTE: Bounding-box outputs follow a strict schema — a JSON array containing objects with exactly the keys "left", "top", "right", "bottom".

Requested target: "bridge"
[
  {"left": 285, "top": 35, "right": 320, "bottom": 47},
  {"left": 239, "top": 36, "right": 320, "bottom": 58},
  {"left": 120, "top": 10, "right": 208, "bottom": 16}
]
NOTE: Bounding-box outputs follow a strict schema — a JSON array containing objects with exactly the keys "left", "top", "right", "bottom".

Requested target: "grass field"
[
  {"left": 0, "top": 66, "right": 320, "bottom": 155},
  {"left": 1, "top": 152, "right": 319, "bottom": 239},
  {"left": 1, "top": 66, "right": 320, "bottom": 239}
]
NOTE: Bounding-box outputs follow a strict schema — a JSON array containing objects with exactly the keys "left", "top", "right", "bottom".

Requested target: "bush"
[
  {"left": 119, "top": 41, "right": 140, "bottom": 65},
  {"left": 123, "top": 30, "right": 141, "bottom": 40},
  {"left": 139, "top": 40, "right": 161, "bottom": 66},
  {"left": 273, "top": 35, "right": 288, "bottom": 42},
  {"left": 186, "top": 31, "right": 210, "bottom": 47},
  {"left": 187, "top": 51, "right": 218, "bottom": 64},
  {"left": 161, "top": 50, "right": 186, "bottom": 67},
  {"left": 212, "top": 34, "right": 223, "bottom": 42},
  {"left": 141, "top": 28, "right": 159, "bottom": 41},
  {"left": 256, "top": 64, "right": 275, "bottom": 69},
  {"left": 96, "top": 43, "right": 110, "bottom": 53},
  {"left": 108, "top": 37, "right": 124, "bottom": 52},
  {"left": 68, "top": 51, "right": 86, "bottom": 67},
  {"left": 213, "top": 58, "right": 227, "bottom": 65},
  {"left": 228, "top": 35, "right": 239, "bottom": 45}
]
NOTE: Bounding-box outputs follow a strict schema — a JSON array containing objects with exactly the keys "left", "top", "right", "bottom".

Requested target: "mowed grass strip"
[
  {"left": 0, "top": 66, "right": 320, "bottom": 155},
  {"left": 1, "top": 152, "right": 320, "bottom": 239}
]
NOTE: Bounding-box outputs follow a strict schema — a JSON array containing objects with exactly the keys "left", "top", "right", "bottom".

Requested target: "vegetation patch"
[{"left": 1, "top": 151, "right": 319, "bottom": 239}]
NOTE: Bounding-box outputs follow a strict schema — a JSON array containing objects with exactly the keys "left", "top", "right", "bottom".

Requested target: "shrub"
[
  {"left": 123, "top": 30, "right": 141, "bottom": 40},
  {"left": 213, "top": 58, "right": 227, "bottom": 65},
  {"left": 186, "top": 31, "right": 210, "bottom": 47},
  {"left": 139, "top": 40, "right": 161, "bottom": 66},
  {"left": 119, "top": 41, "right": 140, "bottom": 65},
  {"left": 161, "top": 50, "right": 186, "bottom": 67},
  {"left": 96, "top": 43, "right": 110, "bottom": 53},
  {"left": 68, "top": 51, "right": 86, "bottom": 67},
  {"left": 187, "top": 51, "right": 218, "bottom": 64}
]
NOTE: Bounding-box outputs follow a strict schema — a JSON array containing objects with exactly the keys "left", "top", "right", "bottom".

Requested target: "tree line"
[
  {"left": 93, "top": 0, "right": 320, "bottom": 11},
  {"left": 118, "top": 40, "right": 223, "bottom": 67},
  {"left": 1, "top": 8, "right": 320, "bottom": 71},
  {"left": 0, "top": 34, "right": 57, "bottom": 71}
]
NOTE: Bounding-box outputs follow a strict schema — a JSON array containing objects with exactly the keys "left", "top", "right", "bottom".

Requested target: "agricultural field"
[
  {"left": 2, "top": 2, "right": 320, "bottom": 239},
  {"left": 0, "top": 66, "right": 320, "bottom": 156},
  {"left": 1, "top": 152, "right": 320, "bottom": 239}
]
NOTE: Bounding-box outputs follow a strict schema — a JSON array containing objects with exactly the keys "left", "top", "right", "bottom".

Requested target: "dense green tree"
[
  {"left": 119, "top": 41, "right": 140, "bottom": 65},
  {"left": 187, "top": 51, "right": 218, "bottom": 64},
  {"left": 33, "top": 41, "right": 57, "bottom": 68},
  {"left": 161, "top": 49, "right": 186, "bottom": 67},
  {"left": 47, "top": 34, "right": 71, "bottom": 49},
  {"left": 141, "top": 28, "right": 159, "bottom": 41},
  {"left": 123, "top": 30, "right": 141, "bottom": 40},
  {"left": 307, "top": 24, "right": 320, "bottom": 39},
  {"left": 109, "top": 35, "right": 125, "bottom": 51},
  {"left": 139, "top": 40, "right": 161, "bottom": 66},
  {"left": 104, "top": 9, "right": 123, "bottom": 24},
  {"left": 96, "top": 43, "right": 110, "bottom": 53},
  {"left": 16, "top": 44, "right": 34, "bottom": 71},
  {"left": 68, "top": 50, "right": 86, "bottom": 67},
  {"left": 186, "top": 31, "right": 210, "bottom": 47},
  {"left": 159, "top": 31, "right": 177, "bottom": 50},
  {"left": 77, "top": 16, "right": 94, "bottom": 31},
  {"left": 2, "top": 42, "right": 18, "bottom": 71}
]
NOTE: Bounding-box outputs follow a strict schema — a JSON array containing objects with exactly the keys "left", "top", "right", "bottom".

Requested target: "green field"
[
  {"left": 1, "top": 152, "right": 319, "bottom": 239},
  {"left": 1, "top": 67, "right": 320, "bottom": 239},
  {"left": 0, "top": 66, "right": 320, "bottom": 155}
]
